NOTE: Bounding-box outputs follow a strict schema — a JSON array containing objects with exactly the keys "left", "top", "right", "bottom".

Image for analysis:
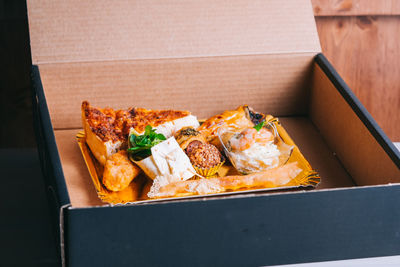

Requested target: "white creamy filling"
[{"left": 230, "top": 141, "right": 281, "bottom": 172}]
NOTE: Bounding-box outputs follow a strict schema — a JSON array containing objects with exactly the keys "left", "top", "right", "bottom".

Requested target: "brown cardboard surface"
[
  {"left": 310, "top": 64, "right": 400, "bottom": 185},
  {"left": 54, "top": 130, "right": 103, "bottom": 207},
  {"left": 39, "top": 53, "right": 315, "bottom": 129},
  {"left": 279, "top": 117, "right": 354, "bottom": 189},
  {"left": 27, "top": 0, "right": 320, "bottom": 64},
  {"left": 55, "top": 117, "right": 354, "bottom": 208}
]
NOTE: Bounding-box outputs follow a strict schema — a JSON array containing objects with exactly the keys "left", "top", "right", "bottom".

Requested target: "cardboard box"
[{"left": 28, "top": 0, "right": 400, "bottom": 266}]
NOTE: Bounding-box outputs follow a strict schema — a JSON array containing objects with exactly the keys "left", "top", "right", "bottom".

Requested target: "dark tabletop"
[{"left": 0, "top": 149, "right": 59, "bottom": 266}]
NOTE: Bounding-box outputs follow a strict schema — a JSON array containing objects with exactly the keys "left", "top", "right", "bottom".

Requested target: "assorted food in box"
[{"left": 79, "top": 102, "right": 320, "bottom": 204}]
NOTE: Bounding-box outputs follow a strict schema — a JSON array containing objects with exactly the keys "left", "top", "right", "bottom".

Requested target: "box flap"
[
  {"left": 27, "top": 0, "right": 321, "bottom": 64},
  {"left": 38, "top": 54, "right": 314, "bottom": 129}
]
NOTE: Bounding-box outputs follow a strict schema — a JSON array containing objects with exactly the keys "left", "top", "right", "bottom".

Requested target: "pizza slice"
[{"left": 81, "top": 101, "right": 199, "bottom": 165}]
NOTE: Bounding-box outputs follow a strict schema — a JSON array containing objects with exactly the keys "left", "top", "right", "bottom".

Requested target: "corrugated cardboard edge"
[{"left": 59, "top": 204, "right": 71, "bottom": 267}]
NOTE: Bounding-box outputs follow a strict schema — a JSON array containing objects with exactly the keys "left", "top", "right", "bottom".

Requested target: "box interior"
[
  {"left": 43, "top": 57, "right": 399, "bottom": 208},
  {"left": 27, "top": 0, "right": 399, "bottom": 208}
]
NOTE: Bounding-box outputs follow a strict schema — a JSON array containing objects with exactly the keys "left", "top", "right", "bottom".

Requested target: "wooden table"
[{"left": 312, "top": 0, "right": 400, "bottom": 141}]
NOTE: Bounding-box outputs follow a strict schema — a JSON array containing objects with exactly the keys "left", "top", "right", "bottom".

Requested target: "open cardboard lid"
[
  {"left": 27, "top": 0, "right": 322, "bottom": 129},
  {"left": 27, "top": 0, "right": 321, "bottom": 64}
]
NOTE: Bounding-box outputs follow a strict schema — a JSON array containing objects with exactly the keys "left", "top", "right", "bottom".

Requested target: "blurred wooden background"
[{"left": 312, "top": 0, "right": 400, "bottom": 140}]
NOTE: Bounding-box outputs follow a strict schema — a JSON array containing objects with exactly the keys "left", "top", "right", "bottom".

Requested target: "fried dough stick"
[
  {"left": 150, "top": 162, "right": 302, "bottom": 198},
  {"left": 103, "top": 151, "right": 141, "bottom": 191}
]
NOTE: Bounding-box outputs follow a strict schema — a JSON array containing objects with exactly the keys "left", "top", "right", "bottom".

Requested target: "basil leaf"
[
  {"left": 128, "top": 125, "right": 167, "bottom": 161},
  {"left": 129, "top": 134, "right": 136, "bottom": 145},
  {"left": 130, "top": 150, "right": 152, "bottom": 161},
  {"left": 127, "top": 145, "right": 152, "bottom": 152},
  {"left": 135, "top": 135, "right": 147, "bottom": 146},
  {"left": 156, "top": 133, "right": 166, "bottom": 140},
  {"left": 253, "top": 121, "right": 265, "bottom": 131}
]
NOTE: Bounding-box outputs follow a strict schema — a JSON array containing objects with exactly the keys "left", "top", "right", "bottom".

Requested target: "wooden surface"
[
  {"left": 313, "top": 0, "right": 400, "bottom": 141},
  {"left": 312, "top": 0, "right": 400, "bottom": 16}
]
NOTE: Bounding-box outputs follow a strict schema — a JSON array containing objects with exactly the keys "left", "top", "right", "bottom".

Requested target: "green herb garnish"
[
  {"left": 253, "top": 121, "right": 265, "bottom": 131},
  {"left": 127, "top": 125, "right": 166, "bottom": 161}
]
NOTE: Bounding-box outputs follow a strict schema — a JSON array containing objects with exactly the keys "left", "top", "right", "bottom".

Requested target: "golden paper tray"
[{"left": 76, "top": 118, "right": 320, "bottom": 204}]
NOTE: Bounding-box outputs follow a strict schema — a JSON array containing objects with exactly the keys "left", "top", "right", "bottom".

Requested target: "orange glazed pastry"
[{"left": 102, "top": 151, "right": 141, "bottom": 192}]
